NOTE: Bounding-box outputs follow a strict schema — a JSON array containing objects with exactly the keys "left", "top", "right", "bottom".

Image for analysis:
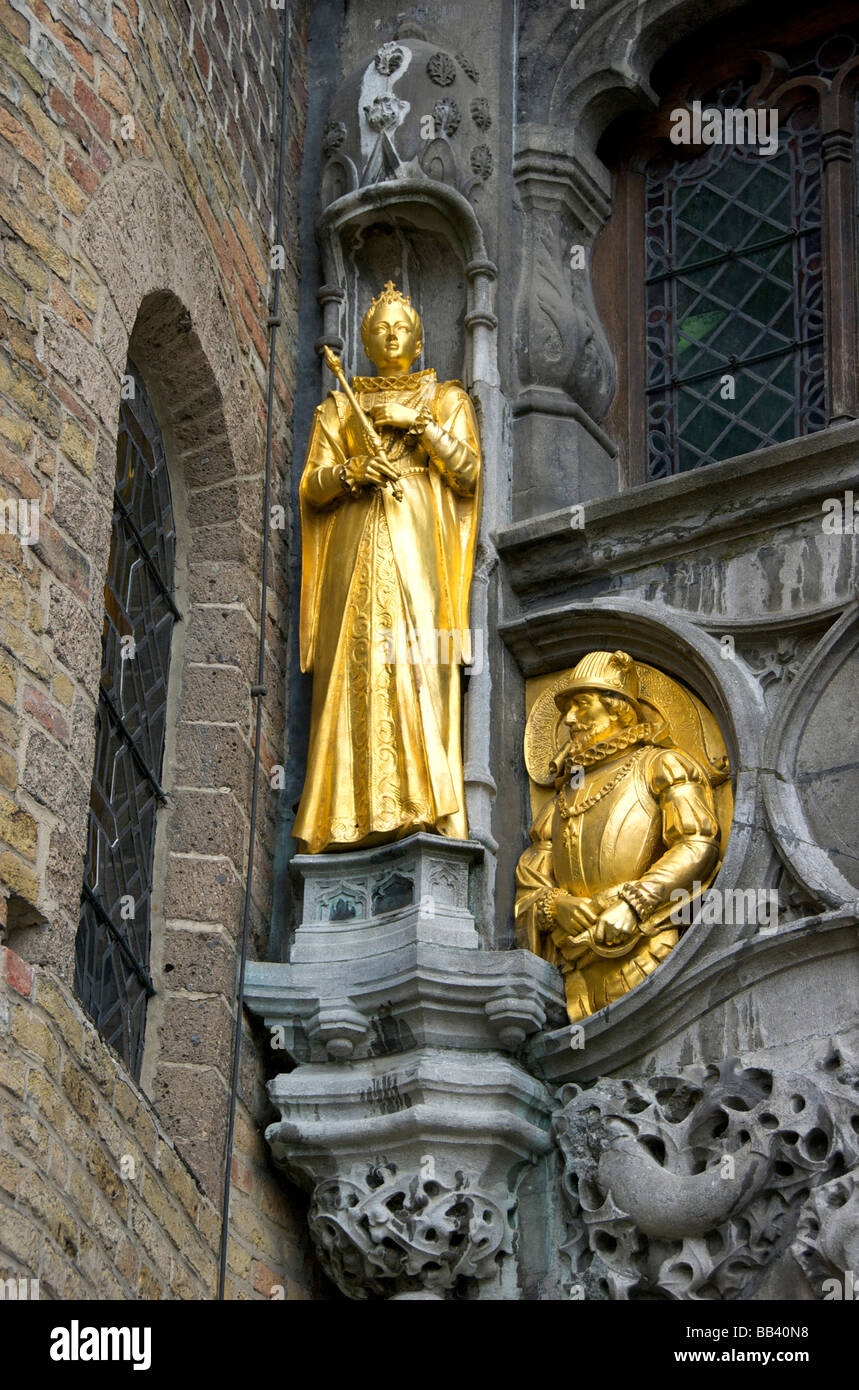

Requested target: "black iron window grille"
[{"left": 74, "top": 364, "right": 179, "bottom": 1079}]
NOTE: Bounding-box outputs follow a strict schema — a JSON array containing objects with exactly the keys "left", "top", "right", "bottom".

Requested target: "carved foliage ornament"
[
  {"left": 432, "top": 98, "right": 461, "bottom": 137},
  {"left": 375, "top": 41, "right": 404, "bottom": 75},
  {"left": 427, "top": 51, "right": 457, "bottom": 87},
  {"left": 322, "top": 118, "right": 346, "bottom": 157},
  {"left": 471, "top": 97, "right": 492, "bottom": 131},
  {"left": 555, "top": 1056, "right": 859, "bottom": 1299},
  {"left": 308, "top": 1164, "right": 515, "bottom": 1299},
  {"left": 470, "top": 144, "right": 494, "bottom": 180}
]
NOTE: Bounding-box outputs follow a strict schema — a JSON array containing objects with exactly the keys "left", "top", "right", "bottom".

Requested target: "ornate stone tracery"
[
  {"left": 308, "top": 1165, "right": 515, "bottom": 1300},
  {"left": 554, "top": 1054, "right": 859, "bottom": 1299}
]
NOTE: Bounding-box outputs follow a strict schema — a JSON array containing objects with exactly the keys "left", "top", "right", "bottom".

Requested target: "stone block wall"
[{"left": 0, "top": 0, "right": 322, "bottom": 1297}]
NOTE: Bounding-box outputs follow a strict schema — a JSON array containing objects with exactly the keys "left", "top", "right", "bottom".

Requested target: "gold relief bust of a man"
[
  {"left": 294, "top": 283, "right": 482, "bottom": 855},
  {"left": 515, "top": 651, "right": 732, "bottom": 1022}
]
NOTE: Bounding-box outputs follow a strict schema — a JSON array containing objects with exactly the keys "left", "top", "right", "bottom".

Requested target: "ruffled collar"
[
  {"left": 351, "top": 368, "right": 437, "bottom": 392},
  {"left": 551, "top": 723, "right": 654, "bottom": 782}
]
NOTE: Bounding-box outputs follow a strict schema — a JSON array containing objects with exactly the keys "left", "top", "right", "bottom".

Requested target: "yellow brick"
[
  {"left": 19, "top": 1170, "right": 79, "bottom": 1253},
  {"left": 0, "top": 571, "right": 27, "bottom": 621},
  {"left": 0, "top": 1049, "right": 26, "bottom": 1097},
  {"left": 0, "top": 355, "right": 61, "bottom": 436},
  {"left": 0, "top": 851, "right": 38, "bottom": 902},
  {"left": 0, "top": 264, "right": 29, "bottom": 319},
  {"left": 226, "top": 1236, "right": 252, "bottom": 1281},
  {"left": 74, "top": 272, "right": 99, "bottom": 314},
  {"left": 4, "top": 623, "right": 51, "bottom": 679},
  {"left": 0, "top": 792, "right": 37, "bottom": 856},
  {"left": 0, "top": 1148, "right": 24, "bottom": 1198},
  {"left": 137, "top": 1265, "right": 164, "bottom": 1299},
  {"left": 11, "top": 1007, "right": 60, "bottom": 1071},
  {"left": 18, "top": 92, "right": 62, "bottom": 157},
  {"left": 28, "top": 599, "right": 43, "bottom": 633},
  {"left": 33, "top": 975, "right": 84, "bottom": 1054},
  {"left": 47, "top": 164, "right": 86, "bottom": 217},
  {"left": 0, "top": 653, "right": 15, "bottom": 707},
  {"left": 0, "top": 1203, "right": 39, "bottom": 1269},
  {"left": 0, "top": 188, "right": 69, "bottom": 280},
  {"left": 52, "top": 672, "right": 74, "bottom": 707},
  {"left": 0, "top": 748, "right": 17, "bottom": 789},
  {"left": 0, "top": 28, "right": 45, "bottom": 97},
  {"left": 26, "top": 1068, "right": 67, "bottom": 1131},
  {"left": 0, "top": 411, "right": 33, "bottom": 453},
  {"left": 59, "top": 417, "right": 95, "bottom": 474},
  {"left": 0, "top": 704, "right": 17, "bottom": 746},
  {"left": 6, "top": 240, "right": 50, "bottom": 296}
]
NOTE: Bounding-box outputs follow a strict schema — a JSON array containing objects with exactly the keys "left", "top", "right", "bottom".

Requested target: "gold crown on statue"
[{"left": 369, "top": 280, "right": 412, "bottom": 310}]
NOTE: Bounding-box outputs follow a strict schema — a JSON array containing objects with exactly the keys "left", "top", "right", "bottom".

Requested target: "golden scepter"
[{"left": 322, "top": 345, "right": 403, "bottom": 502}]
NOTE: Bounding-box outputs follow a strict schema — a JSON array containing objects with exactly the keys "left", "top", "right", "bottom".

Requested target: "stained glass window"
[
  {"left": 74, "top": 365, "right": 179, "bottom": 1079},
  {"left": 645, "top": 77, "right": 826, "bottom": 478}
]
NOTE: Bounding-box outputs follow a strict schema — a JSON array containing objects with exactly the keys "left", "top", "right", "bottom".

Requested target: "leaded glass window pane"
[
  {"left": 645, "top": 77, "right": 825, "bottom": 478},
  {"left": 74, "top": 365, "right": 178, "bottom": 1080}
]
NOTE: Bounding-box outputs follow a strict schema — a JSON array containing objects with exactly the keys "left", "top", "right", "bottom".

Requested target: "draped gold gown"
[{"left": 294, "top": 367, "right": 481, "bottom": 855}]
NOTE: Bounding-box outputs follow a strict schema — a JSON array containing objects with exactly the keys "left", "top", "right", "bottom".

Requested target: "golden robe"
[{"left": 294, "top": 367, "right": 481, "bottom": 854}]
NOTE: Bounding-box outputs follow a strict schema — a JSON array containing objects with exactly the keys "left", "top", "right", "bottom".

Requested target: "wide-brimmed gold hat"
[{"left": 553, "top": 649, "right": 645, "bottom": 718}]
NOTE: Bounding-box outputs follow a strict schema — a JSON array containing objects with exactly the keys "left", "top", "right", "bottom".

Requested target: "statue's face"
[
  {"left": 562, "top": 691, "right": 621, "bottom": 745},
  {"left": 365, "top": 305, "right": 422, "bottom": 373}
]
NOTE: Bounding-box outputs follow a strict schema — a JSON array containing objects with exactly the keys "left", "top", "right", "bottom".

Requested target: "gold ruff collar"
[
  {"left": 551, "top": 723, "right": 655, "bottom": 782},
  {"left": 351, "top": 368, "right": 437, "bottom": 392}
]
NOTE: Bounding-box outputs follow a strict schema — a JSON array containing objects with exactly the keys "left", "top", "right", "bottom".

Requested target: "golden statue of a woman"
[{"left": 294, "top": 283, "right": 482, "bottom": 855}]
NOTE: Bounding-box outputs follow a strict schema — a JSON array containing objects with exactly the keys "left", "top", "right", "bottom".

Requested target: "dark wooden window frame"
[{"left": 596, "top": 14, "right": 859, "bottom": 488}]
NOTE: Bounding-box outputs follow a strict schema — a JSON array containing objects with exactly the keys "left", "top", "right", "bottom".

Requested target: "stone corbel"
[
  {"left": 246, "top": 835, "right": 564, "bottom": 1300},
  {"left": 513, "top": 124, "right": 618, "bottom": 516}
]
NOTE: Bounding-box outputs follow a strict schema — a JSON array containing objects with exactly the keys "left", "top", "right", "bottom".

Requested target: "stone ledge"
[{"left": 494, "top": 419, "right": 859, "bottom": 602}]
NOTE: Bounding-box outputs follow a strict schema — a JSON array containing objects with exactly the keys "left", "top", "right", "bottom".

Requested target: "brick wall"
[
  {"left": 1, "top": 945, "right": 323, "bottom": 1298},
  {"left": 0, "top": 0, "right": 320, "bottom": 1296}
]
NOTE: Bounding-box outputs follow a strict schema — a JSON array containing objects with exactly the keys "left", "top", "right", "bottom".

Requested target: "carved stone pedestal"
[{"left": 246, "top": 834, "right": 564, "bottom": 1300}]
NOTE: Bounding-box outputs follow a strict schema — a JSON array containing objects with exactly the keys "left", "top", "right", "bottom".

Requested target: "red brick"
[
  {"left": 23, "top": 685, "right": 70, "bottom": 743},
  {"left": 74, "top": 78, "right": 112, "bottom": 144},
  {"left": 64, "top": 144, "right": 98, "bottom": 195},
  {"left": 3, "top": 945, "right": 33, "bottom": 997},
  {"left": 192, "top": 28, "right": 211, "bottom": 83},
  {"left": 49, "top": 282, "right": 93, "bottom": 342},
  {"left": 48, "top": 86, "right": 91, "bottom": 147},
  {"left": 32, "top": 517, "right": 90, "bottom": 602}
]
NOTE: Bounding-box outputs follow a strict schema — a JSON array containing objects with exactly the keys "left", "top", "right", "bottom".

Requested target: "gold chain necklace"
[{"left": 559, "top": 751, "right": 645, "bottom": 821}]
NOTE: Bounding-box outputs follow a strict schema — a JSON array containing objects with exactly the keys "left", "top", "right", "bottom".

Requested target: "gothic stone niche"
[
  {"left": 555, "top": 1054, "right": 859, "bottom": 1300},
  {"left": 338, "top": 221, "right": 466, "bottom": 385}
]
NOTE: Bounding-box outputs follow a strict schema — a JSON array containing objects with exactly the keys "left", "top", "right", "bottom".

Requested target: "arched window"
[
  {"left": 599, "top": 17, "right": 859, "bottom": 484},
  {"left": 75, "top": 364, "right": 180, "bottom": 1079}
]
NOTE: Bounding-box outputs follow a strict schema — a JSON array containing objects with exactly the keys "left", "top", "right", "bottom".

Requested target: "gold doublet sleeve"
[
  {"left": 618, "top": 750, "right": 720, "bottom": 929},
  {"left": 514, "top": 798, "right": 561, "bottom": 964}
]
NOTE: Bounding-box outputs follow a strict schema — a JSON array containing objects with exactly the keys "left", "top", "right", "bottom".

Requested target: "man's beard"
[
  {"left": 548, "top": 721, "right": 614, "bottom": 779},
  {"left": 549, "top": 720, "right": 653, "bottom": 781}
]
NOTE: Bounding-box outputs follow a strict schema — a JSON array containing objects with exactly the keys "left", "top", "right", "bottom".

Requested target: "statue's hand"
[
  {"left": 589, "top": 901, "right": 639, "bottom": 952},
  {"left": 548, "top": 894, "right": 598, "bottom": 954},
  {"left": 368, "top": 403, "right": 420, "bottom": 431},
  {"left": 342, "top": 454, "right": 400, "bottom": 490}
]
